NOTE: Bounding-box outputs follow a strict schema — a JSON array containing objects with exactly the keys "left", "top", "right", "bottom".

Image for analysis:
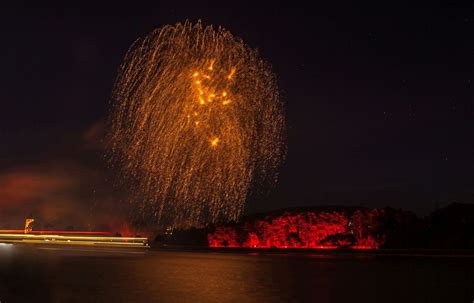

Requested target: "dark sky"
[{"left": 0, "top": 3, "right": 473, "bottom": 227}]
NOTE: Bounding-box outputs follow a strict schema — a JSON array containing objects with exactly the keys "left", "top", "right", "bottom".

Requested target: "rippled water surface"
[{"left": 0, "top": 246, "right": 472, "bottom": 302}]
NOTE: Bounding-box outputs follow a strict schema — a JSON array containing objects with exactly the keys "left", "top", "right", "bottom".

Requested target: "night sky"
[{"left": 0, "top": 3, "right": 473, "bottom": 228}]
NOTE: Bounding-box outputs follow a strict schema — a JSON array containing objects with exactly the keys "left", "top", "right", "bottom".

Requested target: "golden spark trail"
[{"left": 109, "top": 21, "right": 285, "bottom": 228}]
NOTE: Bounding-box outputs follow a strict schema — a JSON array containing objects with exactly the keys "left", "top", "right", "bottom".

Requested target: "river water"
[{"left": 0, "top": 245, "right": 472, "bottom": 302}]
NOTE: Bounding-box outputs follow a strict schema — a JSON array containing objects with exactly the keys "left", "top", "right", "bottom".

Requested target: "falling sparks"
[
  {"left": 109, "top": 20, "right": 285, "bottom": 228},
  {"left": 210, "top": 137, "right": 220, "bottom": 147}
]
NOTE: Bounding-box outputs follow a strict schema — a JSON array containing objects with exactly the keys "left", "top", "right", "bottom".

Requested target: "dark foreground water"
[{"left": 0, "top": 245, "right": 472, "bottom": 303}]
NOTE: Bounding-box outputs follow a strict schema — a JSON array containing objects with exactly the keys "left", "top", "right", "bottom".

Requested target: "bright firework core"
[{"left": 109, "top": 21, "right": 285, "bottom": 228}]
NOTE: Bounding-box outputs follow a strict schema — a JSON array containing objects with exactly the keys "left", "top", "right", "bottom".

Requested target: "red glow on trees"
[
  {"left": 207, "top": 226, "right": 240, "bottom": 247},
  {"left": 207, "top": 209, "right": 386, "bottom": 250},
  {"left": 350, "top": 209, "right": 385, "bottom": 249},
  {"left": 243, "top": 232, "right": 260, "bottom": 248}
]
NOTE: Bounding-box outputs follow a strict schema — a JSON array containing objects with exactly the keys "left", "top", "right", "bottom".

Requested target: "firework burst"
[{"left": 109, "top": 21, "right": 285, "bottom": 228}]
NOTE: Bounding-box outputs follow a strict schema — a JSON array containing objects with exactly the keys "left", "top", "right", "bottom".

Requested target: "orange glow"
[
  {"left": 208, "top": 59, "right": 215, "bottom": 70},
  {"left": 227, "top": 68, "right": 236, "bottom": 79},
  {"left": 109, "top": 21, "right": 285, "bottom": 228},
  {"left": 210, "top": 137, "right": 220, "bottom": 147}
]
